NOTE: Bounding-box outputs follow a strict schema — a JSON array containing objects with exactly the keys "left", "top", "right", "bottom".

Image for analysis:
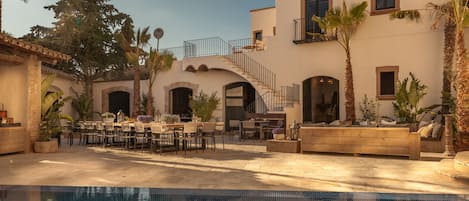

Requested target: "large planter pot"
[
  {"left": 34, "top": 140, "right": 58, "bottom": 153},
  {"left": 273, "top": 133, "right": 285, "bottom": 140}
]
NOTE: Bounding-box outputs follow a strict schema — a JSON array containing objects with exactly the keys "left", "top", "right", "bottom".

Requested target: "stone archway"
[
  {"left": 102, "top": 86, "right": 134, "bottom": 115},
  {"left": 164, "top": 82, "right": 199, "bottom": 113}
]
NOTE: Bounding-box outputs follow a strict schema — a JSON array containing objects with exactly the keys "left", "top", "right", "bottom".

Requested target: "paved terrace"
[{"left": 0, "top": 140, "right": 468, "bottom": 194}]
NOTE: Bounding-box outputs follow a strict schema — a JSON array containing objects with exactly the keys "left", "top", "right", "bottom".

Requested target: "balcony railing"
[{"left": 293, "top": 18, "right": 337, "bottom": 44}]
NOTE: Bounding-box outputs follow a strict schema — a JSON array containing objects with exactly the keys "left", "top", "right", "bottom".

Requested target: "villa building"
[
  {"left": 0, "top": 33, "right": 71, "bottom": 152},
  {"left": 90, "top": 0, "right": 461, "bottom": 129}
]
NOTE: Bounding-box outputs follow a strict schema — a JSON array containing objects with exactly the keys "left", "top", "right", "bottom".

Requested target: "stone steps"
[
  {"left": 455, "top": 152, "right": 469, "bottom": 173},
  {"left": 436, "top": 152, "right": 469, "bottom": 180}
]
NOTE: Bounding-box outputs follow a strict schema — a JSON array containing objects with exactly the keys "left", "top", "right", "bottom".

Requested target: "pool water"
[{"left": 0, "top": 185, "right": 468, "bottom": 201}]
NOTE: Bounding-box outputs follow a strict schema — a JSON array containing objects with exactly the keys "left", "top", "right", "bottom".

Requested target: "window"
[
  {"left": 304, "top": 0, "right": 331, "bottom": 34},
  {"left": 376, "top": 66, "right": 398, "bottom": 100},
  {"left": 273, "top": 26, "right": 276, "bottom": 36},
  {"left": 371, "top": 0, "right": 400, "bottom": 15},
  {"left": 253, "top": 31, "right": 263, "bottom": 41}
]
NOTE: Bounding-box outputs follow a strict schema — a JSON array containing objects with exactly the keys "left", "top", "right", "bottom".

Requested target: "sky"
[{"left": 4, "top": 0, "right": 275, "bottom": 48}]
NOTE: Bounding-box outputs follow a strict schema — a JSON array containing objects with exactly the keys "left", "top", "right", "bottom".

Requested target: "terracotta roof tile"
[{"left": 0, "top": 33, "right": 71, "bottom": 61}]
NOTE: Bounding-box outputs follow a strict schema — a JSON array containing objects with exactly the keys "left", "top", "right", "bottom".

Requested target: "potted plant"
[
  {"left": 189, "top": 91, "right": 220, "bottom": 122},
  {"left": 35, "top": 74, "right": 73, "bottom": 153},
  {"left": 359, "top": 94, "right": 376, "bottom": 126},
  {"left": 392, "top": 73, "right": 439, "bottom": 131},
  {"left": 272, "top": 127, "right": 285, "bottom": 140}
]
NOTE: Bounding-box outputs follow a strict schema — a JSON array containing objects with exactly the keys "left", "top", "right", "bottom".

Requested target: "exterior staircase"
[
  {"left": 179, "top": 37, "right": 299, "bottom": 113},
  {"left": 436, "top": 152, "right": 469, "bottom": 180}
]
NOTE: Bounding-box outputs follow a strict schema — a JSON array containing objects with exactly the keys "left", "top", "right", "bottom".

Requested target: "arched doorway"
[
  {"left": 170, "top": 87, "right": 193, "bottom": 122},
  {"left": 303, "top": 76, "right": 339, "bottom": 123},
  {"left": 224, "top": 82, "right": 256, "bottom": 129},
  {"left": 108, "top": 91, "right": 130, "bottom": 116}
]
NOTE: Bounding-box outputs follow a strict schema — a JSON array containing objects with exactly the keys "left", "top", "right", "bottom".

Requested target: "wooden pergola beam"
[{"left": 0, "top": 53, "right": 24, "bottom": 65}]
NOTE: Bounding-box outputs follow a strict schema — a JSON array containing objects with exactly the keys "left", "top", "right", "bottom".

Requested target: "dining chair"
[
  {"left": 103, "top": 122, "right": 117, "bottom": 148},
  {"left": 181, "top": 123, "right": 198, "bottom": 156},
  {"left": 229, "top": 120, "right": 240, "bottom": 140},
  {"left": 241, "top": 120, "right": 258, "bottom": 140},
  {"left": 134, "top": 122, "right": 149, "bottom": 152},
  {"left": 84, "top": 121, "right": 98, "bottom": 145},
  {"left": 215, "top": 122, "right": 225, "bottom": 150},
  {"left": 120, "top": 122, "right": 133, "bottom": 149},
  {"left": 201, "top": 122, "right": 217, "bottom": 152},
  {"left": 77, "top": 121, "right": 86, "bottom": 145},
  {"left": 94, "top": 121, "right": 105, "bottom": 146},
  {"left": 150, "top": 123, "right": 174, "bottom": 154}
]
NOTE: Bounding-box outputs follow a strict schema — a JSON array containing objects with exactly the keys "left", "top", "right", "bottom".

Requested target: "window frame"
[
  {"left": 253, "top": 30, "right": 263, "bottom": 42},
  {"left": 376, "top": 66, "right": 399, "bottom": 100},
  {"left": 371, "top": 0, "right": 400, "bottom": 16},
  {"left": 300, "top": 0, "right": 332, "bottom": 36}
]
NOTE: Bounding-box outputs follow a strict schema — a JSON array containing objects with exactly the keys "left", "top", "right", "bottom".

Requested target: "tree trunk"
[
  {"left": 344, "top": 48, "right": 356, "bottom": 122},
  {"left": 146, "top": 84, "right": 154, "bottom": 116},
  {"left": 455, "top": 30, "right": 469, "bottom": 151},
  {"left": 84, "top": 79, "right": 94, "bottom": 120},
  {"left": 442, "top": 20, "right": 456, "bottom": 114},
  {"left": 133, "top": 67, "right": 141, "bottom": 117}
]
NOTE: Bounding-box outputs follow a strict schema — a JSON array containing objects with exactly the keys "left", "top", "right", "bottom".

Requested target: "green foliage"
[
  {"left": 390, "top": 10, "right": 421, "bottom": 21},
  {"left": 189, "top": 91, "right": 220, "bottom": 122},
  {"left": 118, "top": 26, "right": 151, "bottom": 67},
  {"left": 22, "top": 0, "right": 131, "bottom": 96},
  {"left": 71, "top": 88, "right": 93, "bottom": 121},
  {"left": 359, "top": 94, "right": 376, "bottom": 121},
  {"left": 146, "top": 48, "right": 175, "bottom": 87},
  {"left": 41, "top": 75, "right": 73, "bottom": 142},
  {"left": 312, "top": 1, "right": 368, "bottom": 50},
  {"left": 139, "top": 93, "right": 154, "bottom": 115},
  {"left": 393, "top": 73, "right": 428, "bottom": 123}
]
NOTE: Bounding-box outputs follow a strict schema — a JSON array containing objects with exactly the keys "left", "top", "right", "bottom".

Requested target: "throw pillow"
[
  {"left": 418, "top": 121, "right": 430, "bottom": 129},
  {"left": 432, "top": 123, "right": 442, "bottom": 139},
  {"left": 419, "top": 123, "right": 434, "bottom": 138},
  {"left": 434, "top": 115, "right": 443, "bottom": 124}
]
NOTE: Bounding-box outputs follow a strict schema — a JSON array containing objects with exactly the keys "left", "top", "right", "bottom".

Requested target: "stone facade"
[{"left": 25, "top": 55, "right": 42, "bottom": 152}]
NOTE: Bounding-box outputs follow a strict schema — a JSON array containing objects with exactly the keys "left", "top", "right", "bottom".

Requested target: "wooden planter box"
[
  {"left": 300, "top": 127, "right": 420, "bottom": 160},
  {"left": 34, "top": 140, "right": 58, "bottom": 153},
  {"left": 0, "top": 127, "right": 26, "bottom": 155},
  {"left": 267, "top": 140, "right": 300, "bottom": 153}
]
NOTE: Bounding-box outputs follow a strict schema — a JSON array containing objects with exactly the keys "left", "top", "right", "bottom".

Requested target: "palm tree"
[
  {"left": 119, "top": 27, "right": 150, "bottom": 117},
  {"left": 450, "top": 0, "right": 469, "bottom": 151},
  {"left": 391, "top": 2, "right": 456, "bottom": 114},
  {"left": 312, "top": 1, "right": 368, "bottom": 122},
  {"left": 429, "top": 2, "right": 457, "bottom": 114},
  {"left": 145, "top": 48, "right": 174, "bottom": 116}
]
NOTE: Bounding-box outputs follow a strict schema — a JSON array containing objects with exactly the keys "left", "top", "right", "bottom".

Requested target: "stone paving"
[{"left": 0, "top": 140, "right": 469, "bottom": 194}]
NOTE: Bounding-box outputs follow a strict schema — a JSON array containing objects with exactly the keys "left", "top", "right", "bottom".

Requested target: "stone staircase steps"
[
  {"left": 436, "top": 152, "right": 469, "bottom": 180},
  {"left": 455, "top": 152, "right": 469, "bottom": 173}
]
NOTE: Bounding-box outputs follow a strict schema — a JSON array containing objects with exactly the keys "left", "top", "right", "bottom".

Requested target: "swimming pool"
[{"left": 0, "top": 185, "right": 467, "bottom": 201}]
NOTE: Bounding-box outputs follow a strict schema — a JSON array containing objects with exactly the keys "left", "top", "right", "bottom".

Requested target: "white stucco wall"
[
  {"left": 243, "top": 0, "right": 464, "bottom": 122},
  {"left": 93, "top": 61, "right": 247, "bottom": 121},
  {"left": 251, "top": 7, "right": 277, "bottom": 38},
  {"left": 0, "top": 64, "right": 28, "bottom": 125}
]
